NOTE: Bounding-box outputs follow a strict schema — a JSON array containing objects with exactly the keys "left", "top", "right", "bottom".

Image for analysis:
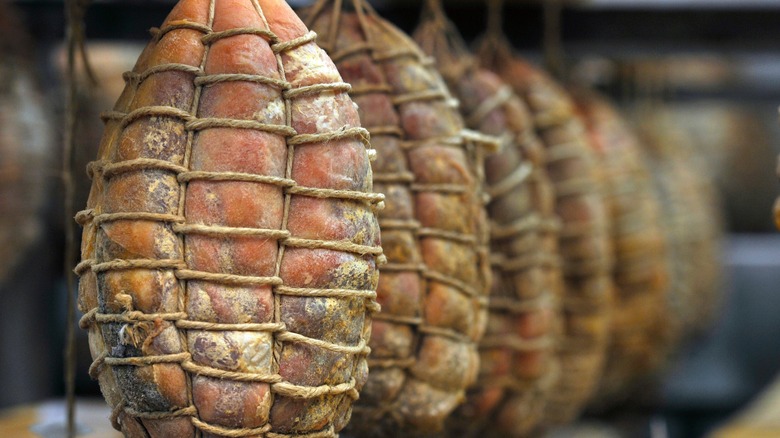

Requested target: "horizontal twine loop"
[
  {"left": 185, "top": 118, "right": 296, "bottom": 135},
  {"left": 284, "top": 237, "right": 382, "bottom": 256},
  {"left": 423, "top": 270, "right": 484, "bottom": 302},
  {"left": 418, "top": 325, "right": 473, "bottom": 344},
  {"left": 123, "top": 405, "right": 197, "bottom": 420},
  {"left": 117, "top": 106, "right": 194, "bottom": 129},
  {"left": 151, "top": 22, "right": 212, "bottom": 41},
  {"left": 172, "top": 223, "right": 291, "bottom": 239},
  {"left": 391, "top": 89, "right": 449, "bottom": 106},
  {"left": 366, "top": 125, "right": 404, "bottom": 137},
  {"left": 283, "top": 82, "right": 351, "bottom": 99},
  {"left": 100, "top": 158, "right": 188, "bottom": 179},
  {"left": 194, "top": 73, "right": 290, "bottom": 89},
  {"left": 92, "top": 311, "right": 187, "bottom": 325},
  {"left": 490, "top": 213, "right": 541, "bottom": 241},
  {"left": 409, "top": 183, "right": 467, "bottom": 194},
  {"left": 104, "top": 352, "right": 190, "bottom": 367},
  {"left": 377, "top": 219, "right": 420, "bottom": 231},
  {"left": 122, "top": 63, "right": 203, "bottom": 85},
  {"left": 275, "top": 285, "right": 377, "bottom": 300},
  {"left": 276, "top": 332, "right": 369, "bottom": 355},
  {"left": 92, "top": 258, "right": 185, "bottom": 273},
  {"left": 201, "top": 27, "right": 277, "bottom": 45},
  {"left": 486, "top": 161, "right": 533, "bottom": 200},
  {"left": 287, "top": 126, "right": 370, "bottom": 147},
  {"left": 273, "top": 378, "right": 359, "bottom": 400},
  {"left": 466, "top": 84, "right": 514, "bottom": 127},
  {"left": 181, "top": 360, "right": 282, "bottom": 383},
  {"left": 93, "top": 212, "right": 185, "bottom": 227},
  {"left": 177, "top": 171, "right": 295, "bottom": 186},
  {"left": 417, "top": 228, "right": 477, "bottom": 245},
  {"left": 175, "top": 269, "right": 283, "bottom": 286},
  {"left": 191, "top": 416, "right": 272, "bottom": 438},
  {"left": 270, "top": 31, "right": 317, "bottom": 54},
  {"left": 461, "top": 129, "right": 502, "bottom": 152},
  {"left": 286, "top": 185, "right": 384, "bottom": 204},
  {"left": 175, "top": 321, "right": 286, "bottom": 332}
]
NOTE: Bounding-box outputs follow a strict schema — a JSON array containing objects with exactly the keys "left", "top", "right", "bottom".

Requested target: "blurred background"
[{"left": 1, "top": 0, "right": 779, "bottom": 437}]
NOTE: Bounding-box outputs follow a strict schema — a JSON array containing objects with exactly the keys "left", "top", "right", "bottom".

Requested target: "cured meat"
[
  {"left": 477, "top": 33, "right": 614, "bottom": 425},
  {"left": 634, "top": 108, "right": 724, "bottom": 345},
  {"left": 414, "top": 5, "right": 562, "bottom": 436},
  {"left": 303, "top": 1, "right": 491, "bottom": 435},
  {"left": 573, "top": 91, "right": 670, "bottom": 409},
  {"left": 76, "top": 0, "right": 382, "bottom": 436}
]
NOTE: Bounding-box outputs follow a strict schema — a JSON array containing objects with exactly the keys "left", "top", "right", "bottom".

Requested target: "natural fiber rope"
[{"left": 75, "top": 7, "right": 380, "bottom": 436}]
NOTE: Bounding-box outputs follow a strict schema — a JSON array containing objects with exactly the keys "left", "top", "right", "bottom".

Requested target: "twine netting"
[{"left": 76, "top": 0, "right": 382, "bottom": 436}]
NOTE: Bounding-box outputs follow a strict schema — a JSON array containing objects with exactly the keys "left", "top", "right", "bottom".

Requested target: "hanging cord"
[
  {"left": 421, "top": 0, "right": 445, "bottom": 23},
  {"left": 477, "top": 0, "right": 515, "bottom": 73},
  {"left": 64, "top": 0, "right": 92, "bottom": 436},
  {"left": 416, "top": 0, "right": 477, "bottom": 80},
  {"left": 543, "top": 0, "right": 565, "bottom": 81},
  {"left": 486, "top": 0, "right": 504, "bottom": 40}
]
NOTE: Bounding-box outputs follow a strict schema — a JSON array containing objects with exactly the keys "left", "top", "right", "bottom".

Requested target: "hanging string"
[
  {"left": 64, "top": 0, "right": 92, "bottom": 436},
  {"left": 543, "top": 0, "right": 565, "bottom": 81},
  {"left": 477, "top": 0, "right": 516, "bottom": 72},
  {"left": 422, "top": 0, "right": 445, "bottom": 23},
  {"left": 486, "top": 0, "right": 504, "bottom": 39}
]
